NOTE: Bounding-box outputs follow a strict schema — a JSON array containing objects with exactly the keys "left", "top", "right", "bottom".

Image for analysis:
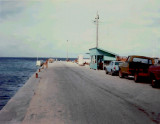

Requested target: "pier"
[{"left": 0, "top": 61, "right": 160, "bottom": 124}]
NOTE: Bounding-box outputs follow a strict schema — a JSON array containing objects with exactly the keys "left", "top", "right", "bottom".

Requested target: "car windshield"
[
  {"left": 133, "top": 58, "right": 152, "bottom": 64},
  {"left": 115, "top": 62, "right": 123, "bottom": 65}
]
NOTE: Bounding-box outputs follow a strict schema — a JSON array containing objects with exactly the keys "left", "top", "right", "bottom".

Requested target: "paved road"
[{"left": 22, "top": 62, "right": 160, "bottom": 124}]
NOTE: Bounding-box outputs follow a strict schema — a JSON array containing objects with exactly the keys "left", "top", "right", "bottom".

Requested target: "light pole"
[
  {"left": 95, "top": 11, "right": 99, "bottom": 48},
  {"left": 67, "top": 40, "right": 68, "bottom": 61}
]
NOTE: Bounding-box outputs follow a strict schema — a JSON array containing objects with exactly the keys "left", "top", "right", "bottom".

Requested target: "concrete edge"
[{"left": 0, "top": 71, "right": 40, "bottom": 124}]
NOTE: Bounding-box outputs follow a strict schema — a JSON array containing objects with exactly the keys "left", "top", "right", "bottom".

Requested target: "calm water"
[
  {"left": 0, "top": 57, "right": 75, "bottom": 110},
  {"left": 0, "top": 57, "right": 40, "bottom": 110}
]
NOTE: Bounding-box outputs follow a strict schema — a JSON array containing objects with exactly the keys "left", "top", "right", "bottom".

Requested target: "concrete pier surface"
[{"left": 0, "top": 61, "right": 160, "bottom": 124}]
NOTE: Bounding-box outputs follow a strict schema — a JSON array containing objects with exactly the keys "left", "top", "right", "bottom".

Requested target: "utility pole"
[{"left": 95, "top": 11, "right": 99, "bottom": 48}]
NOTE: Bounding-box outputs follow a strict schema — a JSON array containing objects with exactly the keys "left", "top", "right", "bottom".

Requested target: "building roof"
[{"left": 89, "top": 47, "right": 118, "bottom": 56}]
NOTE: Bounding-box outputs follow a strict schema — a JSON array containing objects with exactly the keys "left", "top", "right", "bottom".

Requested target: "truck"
[
  {"left": 119, "top": 55, "right": 154, "bottom": 82},
  {"left": 149, "top": 64, "right": 160, "bottom": 87}
]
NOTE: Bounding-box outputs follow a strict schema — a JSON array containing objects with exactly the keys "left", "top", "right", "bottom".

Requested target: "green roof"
[{"left": 89, "top": 47, "right": 118, "bottom": 56}]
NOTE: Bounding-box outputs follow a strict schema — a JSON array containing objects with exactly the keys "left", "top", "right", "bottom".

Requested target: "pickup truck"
[
  {"left": 149, "top": 64, "right": 160, "bottom": 87},
  {"left": 119, "top": 55, "right": 154, "bottom": 82}
]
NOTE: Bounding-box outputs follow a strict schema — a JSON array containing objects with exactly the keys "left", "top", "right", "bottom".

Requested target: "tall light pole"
[
  {"left": 67, "top": 40, "right": 68, "bottom": 61},
  {"left": 95, "top": 11, "right": 99, "bottom": 48}
]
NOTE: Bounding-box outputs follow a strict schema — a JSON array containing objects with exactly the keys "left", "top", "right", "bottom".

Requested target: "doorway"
[{"left": 97, "top": 55, "right": 103, "bottom": 70}]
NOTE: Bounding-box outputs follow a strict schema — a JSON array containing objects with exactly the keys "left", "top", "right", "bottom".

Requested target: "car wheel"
[
  {"left": 151, "top": 79, "right": 157, "bottom": 88},
  {"left": 111, "top": 70, "right": 114, "bottom": 76},
  {"left": 119, "top": 70, "right": 124, "bottom": 78},
  {"left": 106, "top": 70, "right": 108, "bottom": 74},
  {"left": 134, "top": 73, "right": 139, "bottom": 82},
  {"left": 150, "top": 73, "right": 158, "bottom": 88}
]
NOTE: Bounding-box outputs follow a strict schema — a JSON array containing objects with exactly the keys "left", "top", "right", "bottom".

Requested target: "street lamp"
[
  {"left": 95, "top": 11, "right": 99, "bottom": 48},
  {"left": 67, "top": 40, "right": 68, "bottom": 61}
]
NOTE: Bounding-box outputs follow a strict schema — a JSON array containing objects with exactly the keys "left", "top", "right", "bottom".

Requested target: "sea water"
[
  {"left": 0, "top": 57, "right": 45, "bottom": 110},
  {"left": 0, "top": 57, "right": 76, "bottom": 110}
]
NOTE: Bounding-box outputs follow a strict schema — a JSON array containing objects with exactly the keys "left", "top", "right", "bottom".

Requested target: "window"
[
  {"left": 126, "top": 57, "right": 131, "bottom": 62},
  {"left": 91, "top": 56, "right": 94, "bottom": 63},
  {"left": 109, "top": 62, "right": 113, "bottom": 65},
  {"left": 91, "top": 56, "right": 97, "bottom": 64},
  {"left": 115, "top": 62, "right": 123, "bottom": 65},
  {"left": 133, "top": 58, "right": 152, "bottom": 64}
]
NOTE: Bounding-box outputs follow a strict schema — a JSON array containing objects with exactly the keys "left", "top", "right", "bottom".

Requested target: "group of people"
[{"left": 42, "top": 59, "right": 48, "bottom": 69}]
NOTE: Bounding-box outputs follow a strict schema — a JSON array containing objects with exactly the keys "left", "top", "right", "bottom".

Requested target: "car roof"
[{"left": 128, "top": 55, "right": 153, "bottom": 59}]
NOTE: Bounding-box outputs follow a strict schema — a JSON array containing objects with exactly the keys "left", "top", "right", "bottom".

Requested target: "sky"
[{"left": 0, "top": 0, "right": 160, "bottom": 58}]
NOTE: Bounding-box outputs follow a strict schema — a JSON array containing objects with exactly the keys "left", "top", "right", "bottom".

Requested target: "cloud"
[{"left": 0, "top": 0, "right": 160, "bottom": 57}]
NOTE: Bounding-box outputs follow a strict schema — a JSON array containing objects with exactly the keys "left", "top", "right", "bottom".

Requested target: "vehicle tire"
[
  {"left": 150, "top": 73, "right": 157, "bottom": 88},
  {"left": 134, "top": 73, "right": 139, "bottom": 82},
  {"left": 111, "top": 70, "right": 114, "bottom": 76},
  {"left": 119, "top": 70, "right": 124, "bottom": 78},
  {"left": 106, "top": 70, "right": 108, "bottom": 74},
  {"left": 151, "top": 79, "right": 157, "bottom": 88},
  {"left": 150, "top": 74, "right": 157, "bottom": 88}
]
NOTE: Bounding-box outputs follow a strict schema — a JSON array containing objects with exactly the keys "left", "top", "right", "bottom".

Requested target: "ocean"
[{"left": 0, "top": 57, "right": 76, "bottom": 110}]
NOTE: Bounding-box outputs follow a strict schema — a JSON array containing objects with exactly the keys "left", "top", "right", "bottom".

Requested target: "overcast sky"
[{"left": 0, "top": 0, "right": 160, "bottom": 58}]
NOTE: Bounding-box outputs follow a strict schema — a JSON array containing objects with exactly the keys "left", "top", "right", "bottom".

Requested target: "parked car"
[
  {"left": 105, "top": 61, "right": 123, "bottom": 76},
  {"left": 149, "top": 64, "right": 160, "bottom": 88},
  {"left": 119, "top": 55, "right": 154, "bottom": 82}
]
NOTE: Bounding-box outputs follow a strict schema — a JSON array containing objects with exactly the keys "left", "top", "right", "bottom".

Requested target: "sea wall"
[{"left": 0, "top": 71, "right": 40, "bottom": 124}]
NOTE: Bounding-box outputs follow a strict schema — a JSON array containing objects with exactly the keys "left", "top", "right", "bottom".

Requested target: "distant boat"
[
  {"left": 36, "top": 60, "right": 44, "bottom": 66},
  {"left": 36, "top": 57, "right": 44, "bottom": 66}
]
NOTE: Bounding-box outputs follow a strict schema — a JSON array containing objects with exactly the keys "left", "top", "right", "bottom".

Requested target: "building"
[
  {"left": 78, "top": 54, "right": 84, "bottom": 66},
  {"left": 89, "top": 47, "right": 118, "bottom": 70}
]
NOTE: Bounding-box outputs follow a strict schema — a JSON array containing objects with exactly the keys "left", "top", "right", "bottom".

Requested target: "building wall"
[
  {"left": 90, "top": 55, "right": 97, "bottom": 70},
  {"left": 89, "top": 48, "right": 117, "bottom": 70}
]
